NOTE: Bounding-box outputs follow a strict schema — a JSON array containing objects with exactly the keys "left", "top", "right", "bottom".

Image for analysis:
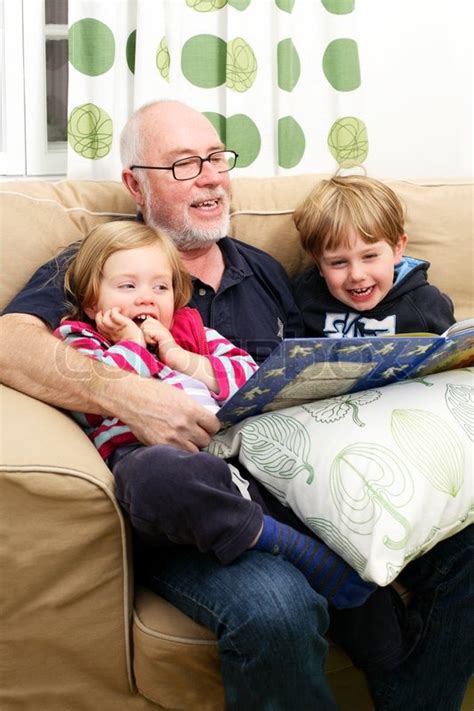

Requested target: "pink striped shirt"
[{"left": 54, "top": 318, "right": 257, "bottom": 460}]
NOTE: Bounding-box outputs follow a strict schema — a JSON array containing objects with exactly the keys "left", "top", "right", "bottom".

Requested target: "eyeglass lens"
[{"left": 173, "top": 151, "right": 236, "bottom": 179}]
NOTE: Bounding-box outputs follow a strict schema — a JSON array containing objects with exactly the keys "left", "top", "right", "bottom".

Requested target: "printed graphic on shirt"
[
  {"left": 277, "top": 317, "right": 284, "bottom": 339},
  {"left": 324, "top": 312, "right": 396, "bottom": 338}
]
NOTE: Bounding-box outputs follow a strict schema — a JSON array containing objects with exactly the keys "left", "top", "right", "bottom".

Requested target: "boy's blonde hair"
[
  {"left": 293, "top": 175, "right": 406, "bottom": 263},
  {"left": 64, "top": 221, "right": 192, "bottom": 322}
]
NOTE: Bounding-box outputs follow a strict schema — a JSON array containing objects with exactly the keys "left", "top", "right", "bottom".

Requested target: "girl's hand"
[
  {"left": 140, "top": 316, "right": 177, "bottom": 360},
  {"left": 96, "top": 307, "right": 145, "bottom": 345}
]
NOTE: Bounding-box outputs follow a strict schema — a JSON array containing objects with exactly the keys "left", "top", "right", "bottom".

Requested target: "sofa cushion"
[
  {"left": 132, "top": 585, "right": 373, "bottom": 711},
  {"left": 0, "top": 180, "right": 135, "bottom": 310}
]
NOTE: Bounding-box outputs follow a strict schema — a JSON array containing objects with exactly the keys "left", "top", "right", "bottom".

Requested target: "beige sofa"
[{"left": 1, "top": 176, "right": 473, "bottom": 711}]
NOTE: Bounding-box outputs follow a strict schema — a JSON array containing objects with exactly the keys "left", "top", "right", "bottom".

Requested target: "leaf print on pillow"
[
  {"left": 240, "top": 413, "right": 315, "bottom": 484},
  {"left": 391, "top": 409, "right": 464, "bottom": 496},
  {"left": 445, "top": 383, "right": 474, "bottom": 441},
  {"left": 302, "top": 390, "right": 381, "bottom": 427}
]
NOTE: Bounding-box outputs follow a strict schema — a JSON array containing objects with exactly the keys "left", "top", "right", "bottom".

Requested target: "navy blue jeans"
[
  {"left": 112, "top": 443, "right": 338, "bottom": 709},
  {"left": 367, "top": 524, "right": 474, "bottom": 711},
  {"left": 140, "top": 547, "right": 338, "bottom": 711}
]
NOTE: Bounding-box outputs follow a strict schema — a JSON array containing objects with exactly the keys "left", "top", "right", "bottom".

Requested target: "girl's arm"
[
  {"left": 203, "top": 328, "right": 258, "bottom": 402},
  {"left": 141, "top": 316, "right": 258, "bottom": 399},
  {"left": 55, "top": 321, "right": 160, "bottom": 378}
]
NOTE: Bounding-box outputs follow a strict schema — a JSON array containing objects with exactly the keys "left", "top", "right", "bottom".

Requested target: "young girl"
[
  {"left": 54, "top": 220, "right": 377, "bottom": 612},
  {"left": 293, "top": 175, "right": 455, "bottom": 337},
  {"left": 56, "top": 220, "right": 258, "bottom": 458}
]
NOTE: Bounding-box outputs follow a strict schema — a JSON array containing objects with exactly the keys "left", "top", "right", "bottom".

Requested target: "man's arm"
[{"left": 0, "top": 313, "right": 219, "bottom": 452}]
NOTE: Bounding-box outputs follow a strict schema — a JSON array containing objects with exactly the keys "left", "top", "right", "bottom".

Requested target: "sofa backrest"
[{"left": 1, "top": 176, "right": 473, "bottom": 320}]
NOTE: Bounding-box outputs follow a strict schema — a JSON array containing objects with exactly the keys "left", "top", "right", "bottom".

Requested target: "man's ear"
[
  {"left": 122, "top": 168, "right": 145, "bottom": 207},
  {"left": 394, "top": 233, "right": 408, "bottom": 263}
]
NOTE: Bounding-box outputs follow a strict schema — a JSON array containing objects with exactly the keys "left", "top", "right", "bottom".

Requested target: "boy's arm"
[{"left": 0, "top": 313, "right": 219, "bottom": 452}]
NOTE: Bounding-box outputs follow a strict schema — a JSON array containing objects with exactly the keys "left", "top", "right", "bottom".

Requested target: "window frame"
[
  {"left": 1, "top": 0, "right": 67, "bottom": 177},
  {"left": 0, "top": 0, "right": 26, "bottom": 175}
]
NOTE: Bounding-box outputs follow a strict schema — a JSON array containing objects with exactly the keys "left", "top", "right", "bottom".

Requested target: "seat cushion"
[{"left": 132, "top": 586, "right": 373, "bottom": 711}]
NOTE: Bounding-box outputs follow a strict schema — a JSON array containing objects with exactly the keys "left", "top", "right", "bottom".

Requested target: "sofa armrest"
[{"left": 0, "top": 385, "right": 136, "bottom": 708}]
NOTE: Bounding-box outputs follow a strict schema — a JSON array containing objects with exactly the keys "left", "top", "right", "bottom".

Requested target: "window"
[{"left": 0, "top": 0, "right": 68, "bottom": 176}]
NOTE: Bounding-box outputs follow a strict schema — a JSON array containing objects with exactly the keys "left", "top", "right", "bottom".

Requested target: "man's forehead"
[{"left": 142, "top": 107, "right": 223, "bottom": 161}]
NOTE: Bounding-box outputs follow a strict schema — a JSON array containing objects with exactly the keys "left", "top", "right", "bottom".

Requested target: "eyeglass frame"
[{"left": 130, "top": 149, "right": 239, "bottom": 181}]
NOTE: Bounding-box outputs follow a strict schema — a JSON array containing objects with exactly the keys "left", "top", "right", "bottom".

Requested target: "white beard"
[{"left": 143, "top": 180, "right": 230, "bottom": 251}]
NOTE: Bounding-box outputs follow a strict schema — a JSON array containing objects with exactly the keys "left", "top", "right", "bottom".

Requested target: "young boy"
[{"left": 292, "top": 175, "right": 455, "bottom": 337}]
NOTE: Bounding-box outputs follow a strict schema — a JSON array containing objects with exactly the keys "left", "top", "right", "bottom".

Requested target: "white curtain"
[{"left": 67, "top": 0, "right": 365, "bottom": 179}]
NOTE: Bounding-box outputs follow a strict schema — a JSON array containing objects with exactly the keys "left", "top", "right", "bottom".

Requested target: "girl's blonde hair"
[
  {"left": 293, "top": 175, "right": 406, "bottom": 263},
  {"left": 63, "top": 221, "right": 192, "bottom": 322}
]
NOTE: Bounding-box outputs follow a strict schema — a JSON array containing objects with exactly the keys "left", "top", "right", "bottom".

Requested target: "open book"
[{"left": 217, "top": 317, "right": 474, "bottom": 428}]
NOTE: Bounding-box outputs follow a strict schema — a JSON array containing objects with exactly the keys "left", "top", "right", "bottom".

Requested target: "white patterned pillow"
[{"left": 209, "top": 368, "right": 474, "bottom": 585}]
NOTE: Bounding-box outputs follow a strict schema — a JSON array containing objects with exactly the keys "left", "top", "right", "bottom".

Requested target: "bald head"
[{"left": 120, "top": 100, "right": 220, "bottom": 169}]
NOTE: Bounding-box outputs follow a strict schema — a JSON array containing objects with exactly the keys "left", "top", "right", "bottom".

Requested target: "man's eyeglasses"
[{"left": 130, "top": 150, "right": 239, "bottom": 181}]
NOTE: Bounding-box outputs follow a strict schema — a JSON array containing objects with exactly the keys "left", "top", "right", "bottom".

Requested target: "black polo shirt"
[{"left": 3, "top": 237, "right": 304, "bottom": 364}]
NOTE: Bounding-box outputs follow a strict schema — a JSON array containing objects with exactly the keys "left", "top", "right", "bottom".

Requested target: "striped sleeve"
[
  {"left": 54, "top": 321, "right": 160, "bottom": 377},
  {"left": 204, "top": 327, "right": 258, "bottom": 403}
]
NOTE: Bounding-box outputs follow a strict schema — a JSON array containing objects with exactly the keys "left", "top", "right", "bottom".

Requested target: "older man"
[{"left": 2, "top": 101, "right": 473, "bottom": 711}]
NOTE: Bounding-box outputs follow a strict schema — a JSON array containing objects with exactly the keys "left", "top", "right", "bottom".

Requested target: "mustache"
[{"left": 189, "top": 187, "right": 228, "bottom": 204}]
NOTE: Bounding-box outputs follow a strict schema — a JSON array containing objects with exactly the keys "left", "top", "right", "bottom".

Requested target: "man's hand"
[{"left": 121, "top": 376, "right": 220, "bottom": 452}]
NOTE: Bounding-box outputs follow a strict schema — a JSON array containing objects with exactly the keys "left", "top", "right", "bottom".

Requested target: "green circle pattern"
[
  {"left": 275, "top": 0, "right": 295, "bottom": 12},
  {"left": 321, "top": 0, "right": 354, "bottom": 14},
  {"left": 204, "top": 112, "right": 261, "bottom": 167},
  {"left": 182, "top": 35, "right": 226, "bottom": 88},
  {"left": 186, "top": 0, "right": 227, "bottom": 10},
  {"left": 126, "top": 30, "right": 136, "bottom": 74},
  {"left": 68, "top": 11, "right": 367, "bottom": 169},
  {"left": 277, "top": 39, "right": 300, "bottom": 92},
  {"left": 328, "top": 116, "right": 368, "bottom": 167},
  {"left": 157, "top": 37, "right": 171, "bottom": 81},
  {"left": 323, "top": 38, "right": 360, "bottom": 91},
  {"left": 278, "top": 116, "right": 305, "bottom": 168},
  {"left": 69, "top": 19, "right": 115, "bottom": 76},
  {"left": 68, "top": 103, "right": 113, "bottom": 160},
  {"left": 226, "top": 38, "right": 257, "bottom": 92},
  {"left": 228, "top": 0, "right": 251, "bottom": 9}
]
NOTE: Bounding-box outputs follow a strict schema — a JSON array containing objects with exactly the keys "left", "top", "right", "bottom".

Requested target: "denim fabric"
[
  {"left": 367, "top": 525, "right": 474, "bottom": 711},
  {"left": 142, "top": 546, "right": 339, "bottom": 711}
]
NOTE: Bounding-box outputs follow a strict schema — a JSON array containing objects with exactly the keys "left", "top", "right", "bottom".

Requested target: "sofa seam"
[
  {"left": 0, "top": 190, "right": 135, "bottom": 217},
  {"left": 133, "top": 609, "right": 217, "bottom": 647}
]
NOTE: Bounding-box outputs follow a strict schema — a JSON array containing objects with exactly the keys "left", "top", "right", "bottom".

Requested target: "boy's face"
[
  {"left": 85, "top": 244, "right": 176, "bottom": 329},
  {"left": 318, "top": 228, "right": 407, "bottom": 311}
]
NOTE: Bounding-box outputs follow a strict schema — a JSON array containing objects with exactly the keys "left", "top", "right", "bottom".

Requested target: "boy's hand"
[{"left": 96, "top": 307, "right": 145, "bottom": 345}]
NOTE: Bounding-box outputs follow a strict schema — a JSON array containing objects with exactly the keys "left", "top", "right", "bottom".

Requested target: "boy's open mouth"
[{"left": 349, "top": 286, "right": 374, "bottom": 296}]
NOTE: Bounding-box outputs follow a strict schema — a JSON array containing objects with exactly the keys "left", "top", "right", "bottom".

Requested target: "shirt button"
[{"left": 198, "top": 288, "right": 207, "bottom": 296}]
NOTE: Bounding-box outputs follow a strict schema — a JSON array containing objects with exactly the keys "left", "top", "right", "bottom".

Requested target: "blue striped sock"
[{"left": 254, "top": 515, "right": 375, "bottom": 609}]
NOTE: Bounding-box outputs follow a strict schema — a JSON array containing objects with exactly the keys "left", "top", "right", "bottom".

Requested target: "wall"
[{"left": 356, "top": 0, "right": 473, "bottom": 178}]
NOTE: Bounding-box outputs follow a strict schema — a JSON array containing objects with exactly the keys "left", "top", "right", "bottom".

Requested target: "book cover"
[{"left": 217, "top": 318, "right": 474, "bottom": 429}]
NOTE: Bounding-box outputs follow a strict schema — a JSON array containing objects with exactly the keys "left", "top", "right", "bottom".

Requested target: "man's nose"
[{"left": 195, "top": 157, "right": 221, "bottom": 184}]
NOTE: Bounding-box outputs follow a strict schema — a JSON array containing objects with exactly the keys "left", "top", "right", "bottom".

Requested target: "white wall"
[{"left": 356, "top": 0, "right": 473, "bottom": 178}]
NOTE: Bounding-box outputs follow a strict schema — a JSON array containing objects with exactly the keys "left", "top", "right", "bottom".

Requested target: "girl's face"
[
  {"left": 85, "top": 244, "right": 176, "bottom": 329},
  {"left": 318, "top": 228, "right": 407, "bottom": 311}
]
